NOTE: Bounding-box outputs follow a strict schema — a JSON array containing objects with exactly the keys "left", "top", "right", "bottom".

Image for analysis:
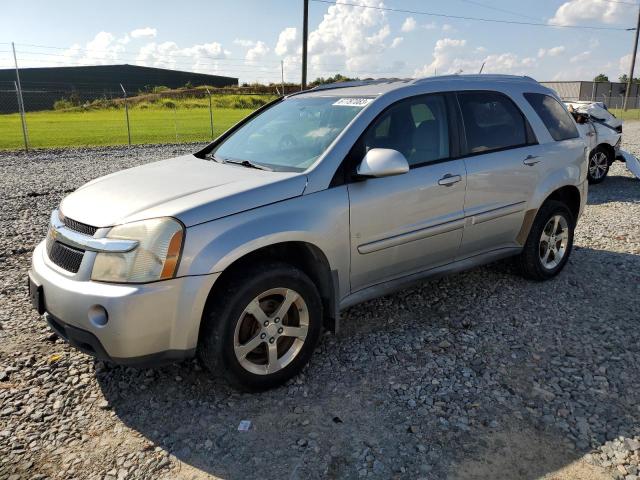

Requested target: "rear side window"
[
  {"left": 524, "top": 92, "right": 579, "bottom": 141},
  {"left": 457, "top": 91, "right": 533, "bottom": 154}
]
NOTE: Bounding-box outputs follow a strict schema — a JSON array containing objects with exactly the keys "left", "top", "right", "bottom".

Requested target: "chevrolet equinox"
[{"left": 29, "top": 75, "right": 588, "bottom": 390}]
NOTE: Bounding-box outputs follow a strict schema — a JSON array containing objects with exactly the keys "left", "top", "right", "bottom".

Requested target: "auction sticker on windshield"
[{"left": 333, "top": 98, "right": 373, "bottom": 107}]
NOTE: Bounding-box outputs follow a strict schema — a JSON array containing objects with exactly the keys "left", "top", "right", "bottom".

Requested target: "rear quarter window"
[{"left": 524, "top": 92, "right": 579, "bottom": 141}]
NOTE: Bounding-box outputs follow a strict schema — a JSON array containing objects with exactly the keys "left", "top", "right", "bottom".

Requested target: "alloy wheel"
[
  {"left": 233, "top": 288, "right": 309, "bottom": 375},
  {"left": 589, "top": 152, "right": 608, "bottom": 180},
  {"left": 539, "top": 214, "right": 569, "bottom": 270}
]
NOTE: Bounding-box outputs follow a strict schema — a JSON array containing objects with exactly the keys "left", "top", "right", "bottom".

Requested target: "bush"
[
  {"left": 161, "top": 99, "right": 176, "bottom": 109},
  {"left": 53, "top": 99, "right": 75, "bottom": 110},
  {"left": 88, "top": 98, "right": 116, "bottom": 110},
  {"left": 152, "top": 86, "right": 170, "bottom": 94}
]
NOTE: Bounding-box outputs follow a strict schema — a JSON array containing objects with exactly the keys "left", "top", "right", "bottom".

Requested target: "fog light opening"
[{"left": 88, "top": 305, "right": 108, "bottom": 327}]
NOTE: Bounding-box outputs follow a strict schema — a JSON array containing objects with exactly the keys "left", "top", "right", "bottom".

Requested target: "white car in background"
[{"left": 565, "top": 101, "right": 622, "bottom": 184}]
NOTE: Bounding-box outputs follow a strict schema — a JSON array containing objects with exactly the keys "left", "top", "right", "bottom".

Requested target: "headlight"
[{"left": 91, "top": 217, "right": 184, "bottom": 283}]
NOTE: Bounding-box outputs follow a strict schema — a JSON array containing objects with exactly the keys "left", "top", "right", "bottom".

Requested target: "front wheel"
[
  {"left": 517, "top": 200, "right": 575, "bottom": 281},
  {"left": 587, "top": 148, "right": 610, "bottom": 184},
  {"left": 198, "top": 262, "right": 323, "bottom": 391}
]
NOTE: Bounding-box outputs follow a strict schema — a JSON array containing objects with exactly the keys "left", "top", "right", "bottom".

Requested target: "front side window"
[
  {"left": 457, "top": 91, "right": 531, "bottom": 154},
  {"left": 362, "top": 94, "right": 450, "bottom": 167},
  {"left": 524, "top": 92, "right": 579, "bottom": 141},
  {"left": 212, "top": 96, "right": 370, "bottom": 172}
]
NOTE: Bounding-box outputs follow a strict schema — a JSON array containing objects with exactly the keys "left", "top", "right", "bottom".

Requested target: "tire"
[
  {"left": 517, "top": 200, "right": 575, "bottom": 281},
  {"left": 198, "top": 261, "right": 323, "bottom": 391},
  {"left": 587, "top": 147, "right": 611, "bottom": 184}
]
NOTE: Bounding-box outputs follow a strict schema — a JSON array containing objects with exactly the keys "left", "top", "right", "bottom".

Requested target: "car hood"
[{"left": 60, "top": 154, "right": 307, "bottom": 228}]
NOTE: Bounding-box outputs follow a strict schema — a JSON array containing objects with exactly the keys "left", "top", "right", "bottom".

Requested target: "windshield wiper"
[{"left": 223, "top": 159, "right": 273, "bottom": 171}]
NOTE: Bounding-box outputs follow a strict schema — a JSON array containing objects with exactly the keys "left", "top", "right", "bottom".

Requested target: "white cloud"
[
  {"left": 570, "top": 50, "right": 591, "bottom": 63},
  {"left": 57, "top": 32, "right": 127, "bottom": 66},
  {"left": 391, "top": 37, "right": 404, "bottom": 48},
  {"left": 401, "top": 17, "right": 416, "bottom": 32},
  {"left": 275, "top": 27, "right": 298, "bottom": 56},
  {"left": 549, "top": 0, "right": 627, "bottom": 25},
  {"left": 306, "top": 0, "right": 394, "bottom": 76},
  {"left": 414, "top": 37, "right": 537, "bottom": 77},
  {"left": 245, "top": 41, "right": 270, "bottom": 62},
  {"left": 424, "top": 21, "right": 438, "bottom": 30},
  {"left": 442, "top": 24, "right": 454, "bottom": 32},
  {"left": 619, "top": 53, "right": 636, "bottom": 74},
  {"left": 234, "top": 39, "right": 255, "bottom": 47},
  {"left": 538, "top": 46, "right": 566, "bottom": 58},
  {"left": 130, "top": 27, "right": 157, "bottom": 39},
  {"left": 136, "top": 41, "right": 230, "bottom": 73}
]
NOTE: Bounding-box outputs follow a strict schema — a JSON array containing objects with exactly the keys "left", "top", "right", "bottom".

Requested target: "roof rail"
[
  {"left": 286, "top": 78, "right": 409, "bottom": 97},
  {"left": 410, "top": 74, "right": 539, "bottom": 85},
  {"left": 310, "top": 78, "right": 409, "bottom": 92}
]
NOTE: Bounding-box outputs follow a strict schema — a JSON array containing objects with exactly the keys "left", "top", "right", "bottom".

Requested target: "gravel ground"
[{"left": 0, "top": 125, "right": 639, "bottom": 480}]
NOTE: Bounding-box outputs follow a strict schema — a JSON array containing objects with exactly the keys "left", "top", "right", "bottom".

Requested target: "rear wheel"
[
  {"left": 517, "top": 200, "right": 575, "bottom": 281},
  {"left": 587, "top": 148, "right": 610, "bottom": 184},
  {"left": 198, "top": 262, "right": 322, "bottom": 390}
]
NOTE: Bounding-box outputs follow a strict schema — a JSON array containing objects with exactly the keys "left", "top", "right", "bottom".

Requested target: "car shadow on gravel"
[
  {"left": 587, "top": 173, "right": 640, "bottom": 206},
  {"left": 95, "top": 246, "right": 640, "bottom": 479}
]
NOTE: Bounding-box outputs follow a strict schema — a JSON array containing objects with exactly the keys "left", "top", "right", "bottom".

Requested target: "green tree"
[
  {"left": 594, "top": 73, "right": 609, "bottom": 82},
  {"left": 619, "top": 73, "right": 640, "bottom": 83},
  {"left": 310, "top": 73, "right": 359, "bottom": 87}
]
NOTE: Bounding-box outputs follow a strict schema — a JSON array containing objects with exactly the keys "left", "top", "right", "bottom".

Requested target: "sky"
[{"left": 1, "top": 0, "right": 639, "bottom": 85}]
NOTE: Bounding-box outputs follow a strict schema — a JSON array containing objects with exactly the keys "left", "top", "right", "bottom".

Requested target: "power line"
[
  {"left": 310, "top": 0, "right": 635, "bottom": 30},
  {"left": 15, "top": 42, "right": 291, "bottom": 65},
  {"left": 10, "top": 51, "right": 284, "bottom": 72},
  {"left": 456, "top": 0, "right": 541, "bottom": 22},
  {"left": 8, "top": 44, "right": 417, "bottom": 72},
  {"left": 0, "top": 54, "right": 417, "bottom": 78},
  {"left": 599, "top": 0, "right": 639, "bottom": 5}
]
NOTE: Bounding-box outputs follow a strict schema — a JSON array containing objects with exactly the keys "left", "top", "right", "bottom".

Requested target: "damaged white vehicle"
[{"left": 566, "top": 101, "right": 623, "bottom": 184}]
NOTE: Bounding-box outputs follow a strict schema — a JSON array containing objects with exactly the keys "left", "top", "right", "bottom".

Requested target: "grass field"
[
  {"left": 3, "top": 99, "right": 638, "bottom": 151},
  {"left": 609, "top": 108, "right": 640, "bottom": 121},
  {"left": 0, "top": 107, "right": 256, "bottom": 150}
]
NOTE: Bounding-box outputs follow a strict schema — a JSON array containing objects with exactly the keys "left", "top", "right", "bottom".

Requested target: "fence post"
[
  {"left": 13, "top": 81, "right": 29, "bottom": 152},
  {"left": 12, "top": 43, "right": 29, "bottom": 152},
  {"left": 120, "top": 83, "right": 131, "bottom": 146},
  {"left": 206, "top": 88, "right": 214, "bottom": 140},
  {"left": 173, "top": 104, "right": 178, "bottom": 143}
]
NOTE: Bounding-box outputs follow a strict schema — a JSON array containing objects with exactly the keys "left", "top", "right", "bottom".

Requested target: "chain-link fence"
[{"left": 0, "top": 83, "right": 294, "bottom": 151}]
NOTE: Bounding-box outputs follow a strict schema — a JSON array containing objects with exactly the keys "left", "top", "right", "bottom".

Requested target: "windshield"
[{"left": 211, "top": 96, "right": 371, "bottom": 172}]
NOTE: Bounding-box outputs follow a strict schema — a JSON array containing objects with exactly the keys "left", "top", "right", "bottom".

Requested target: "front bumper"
[{"left": 29, "top": 241, "right": 219, "bottom": 365}]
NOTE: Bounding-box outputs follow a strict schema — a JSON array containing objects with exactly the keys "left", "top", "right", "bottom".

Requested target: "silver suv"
[{"left": 29, "top": 75, "right": 588, "bottom": 390}]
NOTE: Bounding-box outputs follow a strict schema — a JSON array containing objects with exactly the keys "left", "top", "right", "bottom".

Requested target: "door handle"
[
  {"left": 523, "top": 155, "right": 540, "bottom": 166},
  {"left": 438, "top": 174, "right": 462, "bottom": 186}
]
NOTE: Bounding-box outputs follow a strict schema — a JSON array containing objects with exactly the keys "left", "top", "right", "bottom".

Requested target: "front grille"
[
  {"left": 46, "top": 236, "right": 85, "bottom": 273},
  {"left": 62, "top": 216, "right": 98, "bottom": 236}
]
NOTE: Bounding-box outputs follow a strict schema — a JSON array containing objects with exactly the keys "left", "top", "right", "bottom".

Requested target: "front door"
[{"left": 347, "top": 93, "right": 467, "bottom": 292}]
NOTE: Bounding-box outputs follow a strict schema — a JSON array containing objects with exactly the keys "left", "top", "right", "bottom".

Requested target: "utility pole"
[
  {"left": 281, "top": 60, "right": 285, "bottom": 96},
  {"left": 12, "top": 42, "right": 29, "bottom": 152},
  {"left": 623, "top": 7, "right": 640, "bottom": 111},
  {"left": 301, "top": 0, "right": 309, "bottom": 90},
  {"left": 120, "top": 84, "right": 131, "bottom": 146}
]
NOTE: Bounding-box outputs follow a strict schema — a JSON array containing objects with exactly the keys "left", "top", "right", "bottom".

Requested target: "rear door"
[
  {"left": 347, "top": 93, "right": 467, "bottom": 291},
  {"left": 456, "top": 90, "right": 543, "bottom": 258}
]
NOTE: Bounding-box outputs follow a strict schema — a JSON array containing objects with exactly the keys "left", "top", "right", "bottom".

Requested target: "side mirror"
[{"left": 356, "top": 148, "right": 409, "bottom": 178}]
